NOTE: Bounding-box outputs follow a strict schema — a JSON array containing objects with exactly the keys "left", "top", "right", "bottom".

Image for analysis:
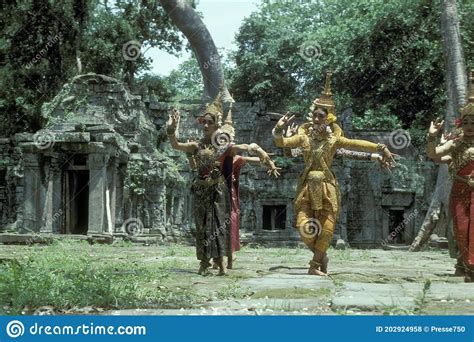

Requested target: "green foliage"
[
  {"left": 165, "top": 58, "right": 204, "bottom": 101},
  {"left": 216, "top": 281, "right": 250, "bottom": 300},
  {"left": 124, "top": 150, "right": 184, "bottom": 197},
  {"left": 0, "top": 0, "right": 183, "bottom": 136},
  {"left": 0, "top": 244, "right": 199, "bottom": 314},
  {"left": 352, "top": 107, "right": 402, "bottom": 130},
  {"left": 136, "top": 74, "right": 176, "bottom": 101},
  {"left": 161, "top": 50, "right": 235, "bottom": 101},
  {"left": 273, "top": 156, "right": 295, "bottom": 169},
  {"left": 230, "top": 0, "right": 474, "bottom": 130},
  {"left": 83, "top": 1, "right": 182, "bottom": 85},
  {"left": 414, "top": 279, "right": 431, "bottom": 314},
  {"left": 124, "top": 160, "right": 148, "bottom": 196}
]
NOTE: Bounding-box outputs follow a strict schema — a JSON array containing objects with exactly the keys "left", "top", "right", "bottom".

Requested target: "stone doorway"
[
  {"left": 63, "top": 170, "right": 89, "bottom": 234},
  {"left": 262, "top": 205, "right": 286, "bottom": 231},
  {"left": 388, "top": 209, "right": 405, "bottom": 244}
]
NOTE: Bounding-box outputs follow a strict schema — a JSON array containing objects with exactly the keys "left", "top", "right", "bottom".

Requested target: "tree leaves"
[{"left": 230, "top": 0, "right": 474, "bottom": 129}]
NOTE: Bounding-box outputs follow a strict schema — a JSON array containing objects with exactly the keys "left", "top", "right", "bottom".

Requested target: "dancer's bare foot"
[
  {"left": 198, "top": 266, "right": 211, "bottom": 276},
  {"left": 308, "top": 257, "right": 328, "bottom": 277},
  {"left": 216, "top": 257, "right": 227, "bottom": 276},
  {"left": 308, "top": 266, "right": 328, "bottom": 277},
  {"left": 227, "top": 253, "right": 237, "bottom": 269},
  {"left": 198, "top": 260, "right": 212, "bottom": 276}
]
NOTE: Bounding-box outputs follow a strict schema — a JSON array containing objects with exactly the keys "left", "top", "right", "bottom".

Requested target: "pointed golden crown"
[
  {"left": 461, "top": 69, "right": 474, "bottom": 118},
  {"left": 203, "top": 89, "right": 224, "bottom": 126},
  {"left": 220, "top": 99, "right": 236, "bottom": 142},
  {"left": 312, "top": 70, "right": 335, "bottom": 116},
  {"left": 223, "top": 95, "right": 235, "bottom": 126}
]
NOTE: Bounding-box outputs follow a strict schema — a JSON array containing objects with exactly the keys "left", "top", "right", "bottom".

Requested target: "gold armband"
[
  {"left": 376, "top": 143, "right": 388, "bottom": 153},
  {"left": 260, "top": 155, "right": 272, "bottom": 167}
]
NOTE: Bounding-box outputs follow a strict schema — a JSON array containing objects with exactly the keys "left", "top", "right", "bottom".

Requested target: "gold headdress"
[
  {"left": 461, "top": 70, "right": 474, "bottom": 119},
  {"left": 309, "top": 70, "right": 337, "bottom": 124},
  {"left": 220, "top": 96, "right": 236, "bottom": 141},
  {"left": 200, "top": 90, "right": 224, "bottom": 127}
]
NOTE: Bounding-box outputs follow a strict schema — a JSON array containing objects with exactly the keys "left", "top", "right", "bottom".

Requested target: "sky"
[{"left": 147, "top": 0, "right": 260, "bottom": 76}]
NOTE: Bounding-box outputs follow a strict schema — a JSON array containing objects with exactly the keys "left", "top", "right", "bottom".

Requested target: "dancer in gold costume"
[{"left": 273, "top": 71, "right": 396, "bottom": 276}]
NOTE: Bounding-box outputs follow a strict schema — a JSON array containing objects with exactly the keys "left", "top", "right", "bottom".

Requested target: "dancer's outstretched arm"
[
  {"left": 336, "top": 137, "right": 397, "bottom": 170},
  {"left": 166, "top": 109, "right": 198, "bottom": 153},
  {"left": 335, "top": 149, "right": 399, "bottom": 171},
  {"left": 242, "top": 156, "right": 261, "bottom": 165},
  {"left": 231, "top": 144, "right": 281, "bottom": 178}
]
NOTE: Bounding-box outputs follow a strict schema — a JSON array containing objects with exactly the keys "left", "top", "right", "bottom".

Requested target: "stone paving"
[
  {"left": 101, "top": 244, "right": 472, "bottom": 315},
  {"left": 2, "top": 242, "right": 471, "bottom": 315}
]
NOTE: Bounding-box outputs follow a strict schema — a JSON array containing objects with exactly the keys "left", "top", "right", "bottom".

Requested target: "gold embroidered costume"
[{"left": 274, "top": 71, "right": 389, "bottom": 274}]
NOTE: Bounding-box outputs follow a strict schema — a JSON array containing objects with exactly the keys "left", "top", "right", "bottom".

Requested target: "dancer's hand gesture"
[
  {"left": 285, "top": 122, "right": 298, "bottom": 137},
  {"left": 429, "top": 118, "right": 444, "bottom": 137},
  {"left": 167, "top": 108, "right": 180, "bottom": 134},
  {"left": 267, "top": 160, "right": 282, "bottom": 178},
  {"left": 275, "top": 112, "right": 295, "bottom": 132},
  {"left": 377, "top": 153, "right": 399, "bottom": 172},
  {"left": 381, "top": 148, "right": 397, "bottom": 172}
]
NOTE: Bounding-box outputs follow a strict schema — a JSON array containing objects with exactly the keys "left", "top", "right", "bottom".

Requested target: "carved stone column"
[
  {"left": 51, "top": 154, "right": 63, "bottom": 233},
  {"left": 114, "top": 163, "right": 124, "bottom": 233},
  {"left": 107, "top": 157, "right": 118, "bottom": 234},
  {"left": 22, "top": 153, "right": 42, "bottom": 233},
  {"left": 40, "top": 158, "right": 53, "bottom": 233},
  {"left": 88, "top": 150, "right": 108, "bottom": 234}
]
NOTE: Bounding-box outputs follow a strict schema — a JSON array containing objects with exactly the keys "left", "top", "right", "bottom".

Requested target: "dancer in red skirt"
[{"left": 427, "top": 70, "right": 474, "bottom": 282}]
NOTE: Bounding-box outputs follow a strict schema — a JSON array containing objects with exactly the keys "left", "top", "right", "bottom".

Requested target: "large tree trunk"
[
  {"left": 158, "top": 0, "right": 232, "bottom": 103},
  {"left": 409, "top": 0, "right": 467, "bottom": 252},
  {"left": 74, "top": 0, "right": 87, "bottom": 74}
]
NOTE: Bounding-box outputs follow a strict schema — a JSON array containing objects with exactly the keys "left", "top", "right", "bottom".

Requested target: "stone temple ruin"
[{"left": 0, "top": 74, "right": 441, "bottom": 247}]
